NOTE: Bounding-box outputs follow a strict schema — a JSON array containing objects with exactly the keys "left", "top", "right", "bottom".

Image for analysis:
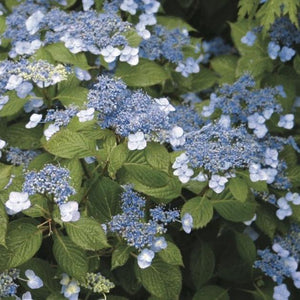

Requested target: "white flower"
[
  {"left": 5, "top": 192, "right": 31, "bottom": 215},
  {"left": 128, "top": 131, "right": 147, "bottom": 150},
  {"left": 76, "top": 108, "right": 94, "bottom": 122},
  {"left": 100, "top": 45, "right": 121, "bottom": 63},
  {"left": 182, "top": 213, "right": 193, "bottom": 234},
  {"left": 59, "top": 201, "right": 80, "bottom": 222},
  {"left": 44, "top": 124, "right": 60, "bottom": 140},
  {"left": 155, "top": 98, "right": 175, "bottom": 114},
  {"left": 5, "top": 75, "right": 23, "bottom": 90},
  {"left": 25, "top": 10, "right": 45, "bottom": 35},
  {"left": 278, "top": 114, "right": 294, "bottom": 129},
  {"left": 169, "top": 126, "right": 185, "bottom": 147},
  {"left": 25, "top": 113, "right": 42, "bottom": 129},
  {"left": 120, "top": 46, "right": 139, "bottom": 66},
  {"left": 209, "top": 175, "right": 228, "bottom": 193}
]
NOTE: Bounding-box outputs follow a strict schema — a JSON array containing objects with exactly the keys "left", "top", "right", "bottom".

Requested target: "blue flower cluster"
[
  {"left": 23, "top": 164, "right": 75, "bottom": 205},
  {"left": 6, "top": 147, "right": 39, "bottom": 168},
  {"left": 87, "top": 75, "right": 175, "bottom": 147},
  {"left": 4, "top": 0, "right": 131, "bottom": 62},
  {"left": 0, "top": 269, "right": 20, "bottom": 298},
  {"left": 108, "top": 186, "right": 179, "bottom": 268},
  {"left": 202, "top": 74, "right": 285, "bottom": 138},
  {"left": 140, "top": 25, "right": 190, "bottom": 63},
  {"left": 255, "top": 224, "right": 300, "bottom": 299}
]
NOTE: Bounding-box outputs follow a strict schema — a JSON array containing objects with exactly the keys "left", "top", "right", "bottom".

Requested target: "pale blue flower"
[
  {"left": 278, "top": 114, "right": 294, "bottom": 129},
  {"left": 76, "top": 108, "right": 95, "bottom": 122},
  {"left": 279, "top": 46, "right": 295, "bottom": 62},
  {"left": 100, "top": 45, "right": 121, "bottom": 63},
  {"left": 82, "top": 0, "right": 94, "bottom": 11},
  {"left": 25, "top": 270, "right": 43, "bottom": 289},
  {"left": 25, "top": 10, "right": 45, "bottom": 35},
  {"left": 209, "top": 175, "right": 228, "bottom": 193},
  {"left": 241, "top": 31, "right": 257, "bottom": 46},
  {"left": 5, "top": 192, "right": 31, "bottom": 215},
  {"left": 267, "top": 41, "right": 280, "bottom": 59},
  {"left": 137, "top": 248, "right": 155, "bottom": 269},
  {"left": 119, "top": 46, "right": 139, "bottom": 65},
  {"left": 151, "top": 237, "right": 167, "bottom": 252},
  {"left": 182, "top": 213, "right": 193, "bottom": 234},
  {"left": 273, "top": 284, "right": 290, "bottom": 300},
  {"left": 16, "top": 82, "right": 33, "bottom": 98},
  {"left": 74, "top": 67, "right": 91, "bottom": 81}
]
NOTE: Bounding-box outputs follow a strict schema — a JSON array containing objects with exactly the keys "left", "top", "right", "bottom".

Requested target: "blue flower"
[
  {"left": 59, "top": 201, "right": 80, "bottom": 222},
  {"left": 267, "top": 41, "right": 280, "bottom": 60},
  {"left": 241, "top": 31, "right": 257, "bottom": 46},
  {"left": 137, "top": 248, "right": 155, "bottom": 269},
  {"left": 279, "top": 46, "right": 296, "bottom": 62},
  {"left": 278, "top": 114, "right": 294, "bottom": 129},
  {"left": 128, "top": 131, "right": 147, "bottom": 150},
  {"left": 181, "top": 213, "right": 193, "bottom": 234},
  {"left": 25, "top": 270, "right": 43, "bottom": 289},
  {"left": 151, "top": 237, "right": 167, "bottom": 252},
  {"left": 273, "top": 284, "right": 290, "bottom": 300}
]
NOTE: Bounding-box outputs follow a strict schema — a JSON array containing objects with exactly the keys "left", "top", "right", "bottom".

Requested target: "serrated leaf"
[
  {"left": 135, "top": 257, "right": 182, "bottom": 300},
  {"left": 193, "top": 285, "right": 229, "bottom": 300},
  {"left": 144, "top": 142, "right": 170, "bottom": 173},
  {"left": 123, "top": 29, "right": 142, "bottom": 47},
  {"left": 0, "top": 219, "right": 42, "bottom": 269},
  {"left": 115, "top": 59, "right": 169, "bottom": 87},
  {"left": 4, "top": 123, "right": 43, "bottom": 149},
  {"left": 0, "top": 92, "right": 29, "bottom": 117},
  {"left": 156, "top": 16, "right": 196, "bottom": 31},
  {"left": 0, "top": 163, "right": 13, "bottom": 190},
  {"left": 211, "top": 55, "right": 238, "bottom": 84},
  {"left": 55, "top": 87, "right": 88, "bottom": 108},
  {"left": 238, "top": 0, "right": 260, "bottom": 19},
  {"left": 158, "top": 242, "right": 183, "bottom": 266},
  {"left": 88, "top": 177, "right": 123, "bottom": 223},
  {"left": 181, "top": 197, "right": 213, "bottom": 229},
  {"left": 212, "top": 200, "right": 256, "bottom": 222},
  {"left": 0, "top": 202, "right": 7, "bottom": 246},
  {"left": 108, "top": 143, "right": 129, "bottom": 178},
  {"left": 234, "top": 232, "right": 256, "bottom": 264},
  {"left": 121, "top": 164, "right": 169, "bottom": 187},
  {"left": 229, "top": 177, "right": 249, "bottom": 202},
  {"left": 65, "top": 217, "right": 109, "bottom": 251},
  {"left": 43, "top": 128, "right": 96, "bottom": 159},
  {"left": 190, "top": 242, "right": 215, "bottom": 289},
  {"left": 53, "top": 235, "right": 88, "bottom": 282},
  {"left": 287, "top": 165, "right": 300, "bottom": 187},
  {"left": 111, "top": 244, "right": 132, "bottom": 270},
  {"left": 45, "top": 43, "right": 90, "bottom": 69}
]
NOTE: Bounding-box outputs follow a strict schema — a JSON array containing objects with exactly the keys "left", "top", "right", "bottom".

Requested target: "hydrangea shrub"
[{"left": 0, "top": 0, "right": 300, "bottom": 299}]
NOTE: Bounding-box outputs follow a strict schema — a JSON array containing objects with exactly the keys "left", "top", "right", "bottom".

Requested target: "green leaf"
[
  {"left": 229, "top": 177, "right": 249, "bottom": 202},
  {"left": 156, "top": 16, "right": 196, "bottom": 31},
  {"left": 43, "top": 128, "right": 96, "bottom": 159},
  {"left": 0, "top": 219, "right": 42, "bottom": 269},
  {"left": 111, "top": 244, "right": 132, "bottom": 270},
  {"left": 22, "top": 194, "right": 49, "bottom": 218},
  {"left": 256, "top": 205, "right": 278, "bottom": 239},
  {"left": 121, "top": 164, "right": 169, "bottom": 187},
  {"left": 55, "top": 87, "right": 88, "bottom": 108},
  {"left": 53, "top": 235, "right": 88, "bottom": 282},
  {"left": 238, "top": 0, "right": 260, "bottom": 19},
  {"left": 88, "top": 177, "right": 123, "bottom": 223},
  {"left": 234, "top": 232, "right": 256, "bottom": 264},
  {"left": 45, "top": 43, "right": 90, "bottom": 69},
  {"left": 47, "top": 294, "right": 66, "bottom": 300},
  {"left": 193, "top": 285, "right": 229, "bottom": 300},
  {"left": 135, "top": 257, "right": 182, "bottom": 300},
  {"left": 108, "top": 143, "right": 129, "bottom": 178},
  {"left": 123, "top": 29, "right": 142, "bottom": 47},
  {"left": 65, "top": 217, "right": 109, "bottom": 251},
  {"left": 294, "top": 55, "right": 300, "bottom": 74},
  {"left": 0, "top": 163, "right": 13, "bottom": 190},
  {"left": 190, "top": 242, "right": 215, "bottom": 288},
  {"left": 158, "top": 242, "right": 183, "bottom": 266},
  {"left": 287, "top": 165, "right": 300, "bottom": 187},
  {"left": 211, "top": 55, "right": 238, "bottom": 84},
  {"left": 181, "top": 197, "right": 213, "bottom": 229},
  {"left": 145, "top": 142, "right": 170, "bottom": 173},
  {"left": 212, "top": 200, "right": 256, "bottom": 222},
  {"left": 4, "top": 123, "right": 43, "bottom": 149},
  {"left": 0, "top": 92, "right": 29, "bottom": 117},
  {"left": 115, "top": 59, "right": 169, "bottom": 87},
  {"left": 0, "top": 202, "right": 7, "bottom": 247}
]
